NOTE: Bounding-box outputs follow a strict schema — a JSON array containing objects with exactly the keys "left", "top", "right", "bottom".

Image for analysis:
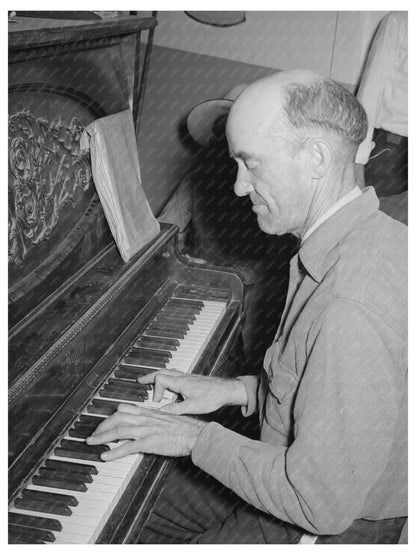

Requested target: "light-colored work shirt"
[
  {"left": 192, "top": 187, "right": 407, "bottom": 536},
  {"left": 355, "top": 11, "right": 408, "bottom": 164},
  {"left": 302, "top": 186, "right": 361, "bottom": 243}
]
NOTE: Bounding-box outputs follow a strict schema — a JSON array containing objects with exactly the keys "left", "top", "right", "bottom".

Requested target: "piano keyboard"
[{"left": 9, "top": 295, "right": 227, "bottom": 544}]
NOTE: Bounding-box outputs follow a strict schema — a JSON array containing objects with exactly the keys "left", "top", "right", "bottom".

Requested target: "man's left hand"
[{"left": 86, "top": 403, "right": 207, "bottom": 461}]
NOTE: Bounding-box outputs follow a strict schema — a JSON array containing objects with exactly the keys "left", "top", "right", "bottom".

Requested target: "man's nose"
[{"left": 234, "top": 169, "right": 254, "bottom": 197}]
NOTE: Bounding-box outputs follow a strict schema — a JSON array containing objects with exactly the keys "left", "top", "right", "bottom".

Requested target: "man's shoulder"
[{"left": 329, "top": 210, "right": 407, "bottom": 330}]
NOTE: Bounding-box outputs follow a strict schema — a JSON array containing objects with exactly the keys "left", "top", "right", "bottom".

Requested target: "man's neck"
[
  {"left": 300, "top": 164, "right": 357, "bottom": 239},
  {"left": 302, "top": 185, "right": 362, "bottom": 243}
]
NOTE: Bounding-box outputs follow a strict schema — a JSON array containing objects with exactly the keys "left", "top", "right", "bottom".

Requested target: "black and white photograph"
[{"left": 8, "top": 5, "right": 408, "bottom": 546}]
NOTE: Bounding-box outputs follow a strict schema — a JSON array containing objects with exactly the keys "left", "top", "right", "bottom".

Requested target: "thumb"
[
  {"left": 160, "top": 399, "right": 197, "bottom": 415},
  {"left": 153, "top": 373, "right": 181, "bottom": 402}
]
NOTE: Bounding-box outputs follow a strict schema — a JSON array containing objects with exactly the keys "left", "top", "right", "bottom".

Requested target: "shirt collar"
[
  {"left": 302, "top": 186, "right": 362, "bottom": 243},
  {"left": 298, "top": 186, "right": 380, "bottom": 283}
]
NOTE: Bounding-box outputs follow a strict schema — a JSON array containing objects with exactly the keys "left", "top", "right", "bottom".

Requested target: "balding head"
[{"left": 228, "top": 69, "right": 367, "bottom": 160}]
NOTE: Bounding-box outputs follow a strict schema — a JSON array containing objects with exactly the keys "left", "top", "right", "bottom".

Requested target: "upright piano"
[{"left": 8, "top": 14, "right": 245, "bottom": 543}]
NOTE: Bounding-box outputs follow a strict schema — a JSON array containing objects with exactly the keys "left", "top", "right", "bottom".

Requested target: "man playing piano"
[{"left": 87, "top": 69, "right": 407, "bottom": 544}]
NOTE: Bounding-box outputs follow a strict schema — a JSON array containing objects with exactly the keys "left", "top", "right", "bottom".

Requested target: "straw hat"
[{"left": 186, "top": 84, "right": 248, "bottom": 147}]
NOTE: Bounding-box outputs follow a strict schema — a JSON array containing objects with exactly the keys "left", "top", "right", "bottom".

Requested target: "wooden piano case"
[{"left": 9, "top": 14, "right": 245, "bottom": 543}]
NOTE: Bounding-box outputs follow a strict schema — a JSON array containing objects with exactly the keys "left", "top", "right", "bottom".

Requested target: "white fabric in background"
[{"left": 355, "top": 11, "right": 408, "bottom": 165}]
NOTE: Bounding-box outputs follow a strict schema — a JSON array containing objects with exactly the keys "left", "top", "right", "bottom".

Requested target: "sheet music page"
[{"left": 81, "top": 109, "right": 160, "bottom": 262}]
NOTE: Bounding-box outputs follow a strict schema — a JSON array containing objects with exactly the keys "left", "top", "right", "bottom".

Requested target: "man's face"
[{"left": 226, "top": 97, "right": 312, "bottom": 238}]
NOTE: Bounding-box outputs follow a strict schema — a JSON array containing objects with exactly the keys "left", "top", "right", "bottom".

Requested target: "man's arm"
[{"left": 191, "top": 300, "right": 403, "bottom": 535}]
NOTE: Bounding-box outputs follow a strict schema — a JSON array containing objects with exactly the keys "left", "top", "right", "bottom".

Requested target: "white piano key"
[{"left": 53, "top": 531, "right": 93, "bottom": 543}]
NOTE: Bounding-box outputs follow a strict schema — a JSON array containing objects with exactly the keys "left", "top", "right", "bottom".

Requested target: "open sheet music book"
[{"left": 81, "top": 109, "right": 160, "bottom": 262}]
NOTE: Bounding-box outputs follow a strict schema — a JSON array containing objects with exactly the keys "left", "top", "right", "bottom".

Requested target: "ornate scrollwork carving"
[{"left": 8, "top": 109, "right": 92, "bottom": 267}]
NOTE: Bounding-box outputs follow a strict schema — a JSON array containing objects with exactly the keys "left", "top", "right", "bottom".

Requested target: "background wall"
[{"left": 136, "top": 11, "right": 389, "bottom": 215}]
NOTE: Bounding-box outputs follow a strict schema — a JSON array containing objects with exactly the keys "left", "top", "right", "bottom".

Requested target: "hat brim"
[{"left": 187, "top": 98, "right": 233, "bottom": 147}]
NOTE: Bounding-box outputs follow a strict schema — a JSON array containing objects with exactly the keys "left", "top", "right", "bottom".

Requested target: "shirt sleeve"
[
  {"left": 355, "top": 13, "right": 399, "bottom": 164},
  {"left": 191, "top": 299, "right": 402, "bottom": 535}
]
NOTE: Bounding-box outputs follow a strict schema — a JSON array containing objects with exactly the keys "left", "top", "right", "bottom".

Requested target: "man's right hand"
[{"left": 137, "top": 369, "right": 248, "bottom": 415}]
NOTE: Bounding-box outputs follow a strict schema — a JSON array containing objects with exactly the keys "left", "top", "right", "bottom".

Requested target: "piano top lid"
[{"left": 9, "top": 14, "right": 157, "bottom": 51}]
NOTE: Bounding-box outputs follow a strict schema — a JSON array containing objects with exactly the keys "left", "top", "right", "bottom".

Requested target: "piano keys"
[{"left": 9, "top": 294, "right": 231, "bottom": 543}]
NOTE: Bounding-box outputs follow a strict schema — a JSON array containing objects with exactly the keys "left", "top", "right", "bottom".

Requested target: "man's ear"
[{"left": 308, "top": 138, "right": 331, "bottom": 178}]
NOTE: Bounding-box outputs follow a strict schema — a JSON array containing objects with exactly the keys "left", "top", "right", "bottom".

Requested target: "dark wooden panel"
[{"left": 9, "top": 15, "right": 156, "bottom": 52}]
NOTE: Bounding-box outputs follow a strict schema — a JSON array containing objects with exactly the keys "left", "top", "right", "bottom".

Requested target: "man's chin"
[{"left": 256, "top": 214, "right": 286, "bottom": 236}]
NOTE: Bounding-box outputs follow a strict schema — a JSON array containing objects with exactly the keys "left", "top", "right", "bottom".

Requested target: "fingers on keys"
[
  {"left": 137, "top": 369, "right": 184, "bottom": 402},
  {"left": 137, "top": 368, "right": 182, "bottom": 384}
]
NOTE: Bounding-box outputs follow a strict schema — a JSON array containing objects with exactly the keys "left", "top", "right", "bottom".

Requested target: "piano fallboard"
[{"left": 9, "top": 224, "right": 245, "bottom": 543}]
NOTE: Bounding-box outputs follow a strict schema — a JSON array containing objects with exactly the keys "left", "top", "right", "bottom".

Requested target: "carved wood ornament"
[{"left": 8, "top": 108, "right": 92, "bottom": 267}]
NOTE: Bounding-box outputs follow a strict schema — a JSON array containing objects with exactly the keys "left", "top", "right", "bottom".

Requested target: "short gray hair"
[{"left": 282, "top": 78, "right": 367, "bottom": 150}]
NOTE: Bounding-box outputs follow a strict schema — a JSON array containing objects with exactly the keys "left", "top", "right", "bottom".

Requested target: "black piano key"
[
  {"left": 107, "top": 378, "right": 151, "bottom": 391},
  {"left": 8, "top": 511, "right": 62, "bottom": 532},
  {"left": 173, "top": 286, "right": 228, "bottom": 301},
  {"left": 68, "top": 427, "right": 94, "bottom": 439},
  {"left": 127, "top": 352, "right": 171, "bottom": 364},
  {"left": 207, "top": 289, "right": 228, "bottom": 300},
  {"left": 148, "top": 321, "right": 189, "bottom": 334},
  {"left": 8, "top": 523, "right": 55, "bottom": 543},
  {"left": 32, "top": 475, "right": 88, "bottom": 492},
  {"left": 117, "top": 364, "right": 157, "bottom": 376},
  {"left": 155, "top": 314, "right": 194, "bottom": 326},
  {"left": 45, "top": 458, "right": 98, "bottom": 476},
  {"left": 125, "top": 349, "right": 170, "bottom": 363},
  {"left": 135, "top": 336, "right": 179, "bottom": 350},
  {"left": 128, "top": 347, "right": 172, "bottom": 359},
  {"left": 55, "top": 438, "right": 110, "bottom": 461},
  {"left": 68, "top": 422, "right": 103, "bottom": 439},
  {"left": 87, "top": 399, "right": 121, "bottom": 416},
  {"left": 143, "top": 328, "right": 185, "bottom": 339},
  {"left": 71, "top": 421, "right": 105, "bottom": 437},
  {"left": 159, "top": 313, "right": 197, "bottom": 323},
  {"left": 167, "top": 298, "right": 204, "bottom": 310},
  {"left": 54, "top": 447, "right": 103, "bottom": 462},
  {"left": 21, "top": 488, "right": 78, "bottom": 506},
  {"left": 60, "top": 439, "right": 109, "bottom": 454},
  {"left": 8, "top": 536, "right": 45, "bottom": 544},
  {"left": 160, "top": 307, "right": 197, "bottom": 319},
  {"left": 114, "top": 368, "right": 152, "bottom": 380},
  {"left": 165, "top": 298, "right": 202, "bottom": 309},
  {"left": 14, "top": 497, "right": 72, "bottom": 516},
  {"left": 78, "top": 415, "right": 105, "bottom": 427},
  {"left": 39, "top": 467, "right": 93, "bottom": 483},
  {"left": 122, "top": 355, "right": 165, "bottom": 368},
  {"left": 126, "top": 351, "right": 170, "bottom": 365},
  {"left": 99, "top": 387, "right": 147, "bottom": 403},
  {"left": 85, "top": 406, "right": 114, "bottom": 417}
]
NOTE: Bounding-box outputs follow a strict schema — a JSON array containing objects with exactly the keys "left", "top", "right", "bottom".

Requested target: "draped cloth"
[{"left": 81, "top": 109, "right": 160, "bottom": 262}]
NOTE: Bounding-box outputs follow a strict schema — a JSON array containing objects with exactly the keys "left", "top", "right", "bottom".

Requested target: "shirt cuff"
[
  {"left": 236, "top": 375, "right": 259, "bottom": 416},
  {"left": 191, "top": 421, "right": 242, "bottom": 485}
]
